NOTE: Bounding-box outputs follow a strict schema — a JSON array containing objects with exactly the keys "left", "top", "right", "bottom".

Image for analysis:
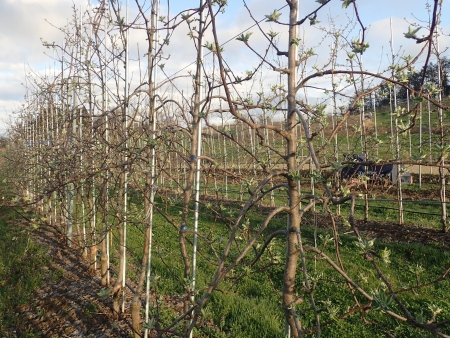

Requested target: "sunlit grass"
[
  {"left": 116, "top": 194, "right": 450, "bottom": 337},
  {"left": 0, "top": 207, "right": 49, "bottom": 336}
]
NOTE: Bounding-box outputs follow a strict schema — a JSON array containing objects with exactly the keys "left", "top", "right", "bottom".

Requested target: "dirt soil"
[
  {"left": 300, "top": 210, "right": 450, "bottom": 248},
  {"left": 356, "top": 220, "right": 450, "bottom": 248},
  {"left": 15, "top": 226, "right": 133, "bottom": 338}
]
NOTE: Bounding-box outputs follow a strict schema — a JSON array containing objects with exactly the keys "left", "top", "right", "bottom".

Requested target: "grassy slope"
[
  {"left": 119, "top": 195, "right": 450, "bottom": 337},
  {"left": 0, "top": 206, "right": 50, "bottom": 337},
  {"left": 0, "top": 147, "right": 50, "bottom": 337}
]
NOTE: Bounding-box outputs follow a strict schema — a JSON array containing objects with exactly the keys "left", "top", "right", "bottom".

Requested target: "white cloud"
[{"left": 1, "top": 0, "right": 450, "bottom": 136}]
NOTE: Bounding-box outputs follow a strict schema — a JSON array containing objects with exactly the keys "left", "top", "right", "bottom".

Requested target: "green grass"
[
  {"left": 0, "top": 149, "right": 51, "bottom": 336},
  {"left": 194, "top": 101, "right": 450, "bottom": 166},
  {"left": 0, "top": 207, "right": 50, "bottom": 337},
  {"left": 335, "top": 197, "right": 446, "bottom": 229},
  {"left": 112, "top": 193, "right": 450, "bottom": 337},
  {"left": 101, "top": 126, "right": 450, "bottom": 335},
  {"left": 280, "top": 226, "right": 450, "bottom": 337}
]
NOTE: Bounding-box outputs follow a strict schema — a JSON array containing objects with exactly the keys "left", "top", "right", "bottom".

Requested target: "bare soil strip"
[{"left": 16, "top": 226, "right": 133, "bottom": 338}]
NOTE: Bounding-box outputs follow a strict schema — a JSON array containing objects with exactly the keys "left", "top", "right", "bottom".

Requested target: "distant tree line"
[
  {"left": 360, "top": 57, "right": 450, "bottom": 112},
  {"left": 396, "top": 56, "right": 450, "bottom": 98}
]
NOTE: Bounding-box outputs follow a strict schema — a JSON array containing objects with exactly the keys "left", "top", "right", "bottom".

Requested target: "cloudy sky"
[{"left": 1, "top": 0, "right": 449, "bottom": 134}]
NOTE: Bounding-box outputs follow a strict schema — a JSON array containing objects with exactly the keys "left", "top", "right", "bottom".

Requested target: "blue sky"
[{"left": 0, "top": 0, "right": 449, "bottom": 133}]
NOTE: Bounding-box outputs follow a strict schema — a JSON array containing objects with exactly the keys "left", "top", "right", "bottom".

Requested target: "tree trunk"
[{"left": 283, "top": 1, "right": 302, "bottom": 336}]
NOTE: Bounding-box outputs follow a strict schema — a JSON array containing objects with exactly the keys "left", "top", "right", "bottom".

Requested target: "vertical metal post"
[
  {"left": 190, "top": 1, "right": 204, "bottom": 337},
  {"left": 67, "top": 78, "right": 77, "bottom": 247},
  {"left": 80, "top": 4, "right": 87, "bottom": 257},
  {"left": 144, "top": 0, "right": 160, "bottom": 336},
  {"left": 436, "top": 32, "right": 447, "bottom": 230},
  {"left": 373, "top": 93, "right": 378, "bottom": 158},
  {"left": 390, "top": 17, "right": 403, "bottom": 224},
  {"left": 121, "top": 0, "right": 129, "bottom": 313},
  {"left": 419, "top": 102, "right": 422, "bottom": 188},
  {"left": 428, "top": 96, "right": 433, "bottom": 174},
  {"left": 103, "top": 1, "right": 111, "bottom": 286}
]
